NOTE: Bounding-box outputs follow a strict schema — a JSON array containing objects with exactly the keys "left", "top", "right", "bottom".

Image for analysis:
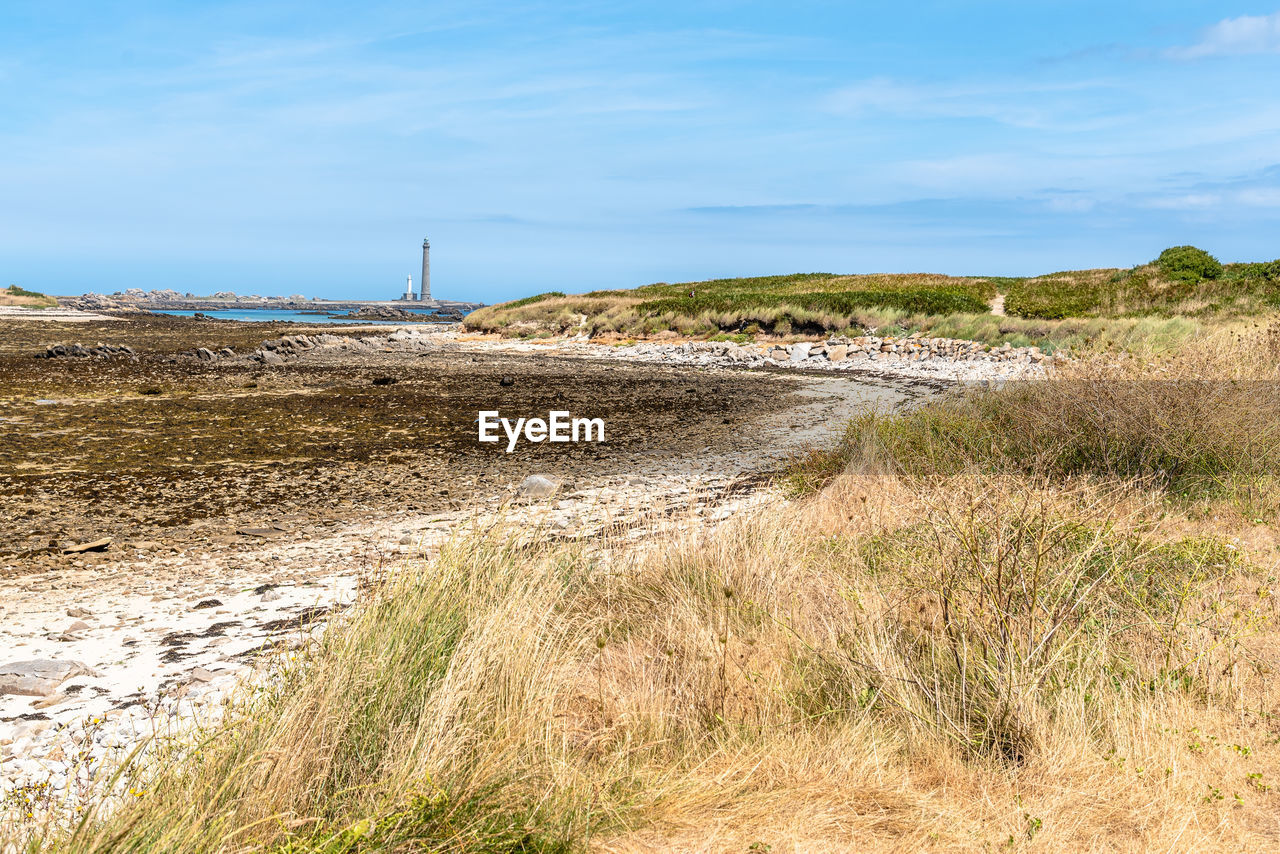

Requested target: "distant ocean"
[{"left": 151, "top": 309, "right": 447, "bottom": 325}]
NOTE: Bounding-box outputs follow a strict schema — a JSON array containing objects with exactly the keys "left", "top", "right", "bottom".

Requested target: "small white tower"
[{"left": 403, "top": 274, "right": 414, "bottom": 301}]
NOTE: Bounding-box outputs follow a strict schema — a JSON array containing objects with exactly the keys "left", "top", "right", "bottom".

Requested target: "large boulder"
[
  {"left": 517, "top": 475, "right": 561, "bottom": 500},
  {"left": 0, "top": 659, "right": 100, "bottom": 697},
  {"left": 789, "top": 343, "right": 812, "bottom": 362}
]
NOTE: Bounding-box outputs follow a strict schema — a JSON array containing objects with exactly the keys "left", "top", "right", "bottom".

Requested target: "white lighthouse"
[{"left": 403, "top": 274, "right": 414, "bottom": 301}]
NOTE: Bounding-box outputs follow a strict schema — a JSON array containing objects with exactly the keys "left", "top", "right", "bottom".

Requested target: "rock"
[
  {"left": 190, "top": 667, "right": 215, "bottom": 683},
  {"left": 517, "top": 475, "right": 561, "bottom": 500},
  {"left": 371, "top": 376, "right": 398, "bottom": 386},
  {"left": 827, "top": 344, "right": 848, "bottom": 362},
  {"left": 236, "top": 527, "right": 286, "bottom": 538},
  {"left": 195, "top": 347, "right": 216, "bottom": 362},
  {"left": 66, "top": 607, "right": 92, "bottom": 619},
  {"left": 768, "top": 348, "right": 788, "bottom": 361},
  {"left": 339, "top": 306, "right": 417, "bottom": 320},
  {"left": 64, "top": 621, "right": 91, "bottom": 633},
  {"left": 63, "top": 537, "right": 111, "bottom": 554},
  {"left": 789, "top": 343, "right": 812, "bottom": 362},
  {"left": 499, "top": 376, "right": 515, "bottom": 387},
  {"left": 261, "top": 351, "right": 284, "bottom": 365},
  {"left": 0, "top": 660, "right": 100, "bottom": 697}
]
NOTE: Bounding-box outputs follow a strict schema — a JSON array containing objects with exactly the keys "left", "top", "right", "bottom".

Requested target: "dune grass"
[
  {"left": 464, "top": 290, "right": 1203, "bottom": 355},
  {"left": 1005, "top": 261, "right": 1280, "bottom": 320},
  {"left": 466, "top": 251, "right": 1280, "bottom": 351},
  {"left": 28, "top": 477, "right": 1280, "bottom": 852},
  {"left": 464, "top": 273, "right": 1003, "bottom": 341},
  {"left": 787, "top": 320, "right": 1280, "bottom": 506},
  {"left": 1, "top": 285, "right": 57, "bottom": 308}
]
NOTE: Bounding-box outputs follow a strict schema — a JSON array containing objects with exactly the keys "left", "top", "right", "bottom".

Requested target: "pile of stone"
[
  {"left": 765, "top": 334, "right": 1054, "bottom": 366},
  {"left": 595, "top": 333, "right": 1059, "bottom": 382},
  {"left": 246, "top": 332, "right": 366, "bottom": 364},
  {"left": 338, "top": 306, "right": 418, "bottom": 321},
  {"left": 241, "top": 328, "right": 450, "bottom": 365},
  {"left": 178, "top": 346, "right": 236, "bottom": 363},
  {"left": 37, "top": 342, "right": 136, "bottom": 360},
  {"left": 58, "top": 293, "right": 128, "bottom": 311}
]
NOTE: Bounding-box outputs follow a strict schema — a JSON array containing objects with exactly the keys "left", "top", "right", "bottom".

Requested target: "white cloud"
[
  {"left": 1168, "top": 11, "right": 1280, "bottom": 59},
  {"left": 821, "top": 76, "right": 1122, "bottom": 131},
  {"left": 1142, "top": 188, "right": 1280, "bottom": 210}
]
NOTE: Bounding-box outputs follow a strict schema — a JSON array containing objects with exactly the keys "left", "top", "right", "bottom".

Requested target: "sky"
[{"left": 3, "top": 2, "right": 1280, "bottom": 302}]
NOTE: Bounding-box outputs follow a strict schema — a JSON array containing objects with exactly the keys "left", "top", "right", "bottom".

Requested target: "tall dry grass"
[
  {"left": 30, "top": 466, "right": 1280, "bottom": 852},
  {"left": 792, "top": 321, "right": 1280, "bottom": 505}
]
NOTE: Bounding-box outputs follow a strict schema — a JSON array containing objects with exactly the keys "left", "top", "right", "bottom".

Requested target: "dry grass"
[
  {"left": 791, "top": 320, "right": 1280, "bottom": 506},
  {"left": 29, "top": 475, "right": 1280, "bottom": 852},
  {"left": 0, "top": 285, "right": 57, "bottom": 308}
]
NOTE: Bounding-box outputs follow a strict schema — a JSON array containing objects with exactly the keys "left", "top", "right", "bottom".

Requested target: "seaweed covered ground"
[{"left": 0, "top": 315, "right": 836, "bottom": 575}]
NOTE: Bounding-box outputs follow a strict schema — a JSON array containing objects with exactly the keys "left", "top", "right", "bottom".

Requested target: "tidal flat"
[{"left": 0, "top": 315, "right": 925, "bottom": 575}]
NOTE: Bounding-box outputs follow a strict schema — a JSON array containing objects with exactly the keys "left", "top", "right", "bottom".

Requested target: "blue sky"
[{"left": 3, "top": 2, "right": 1280, "bottom": 302}]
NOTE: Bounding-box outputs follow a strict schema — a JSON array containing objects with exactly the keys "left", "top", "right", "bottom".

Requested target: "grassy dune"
[
  {"left": 28, "top": 323, "right": 1280, "bottom": 852},
  {"left": 464, "top": 272, "right": 1004, "bottom": 340},
  {"left": 1005, "top": 260, "right": 1280, "bottom": 320},
  {"left": 0, "top": 285, "right": 57, "bottom": 308},
  {"left": 466, "top": 248, "right": 1280, "bottom": 353}
]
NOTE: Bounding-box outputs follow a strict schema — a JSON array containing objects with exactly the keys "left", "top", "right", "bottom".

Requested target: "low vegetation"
[
  {"left": 467, "top": 247, "right": 1280, "bottom": 353},
  {"left": 789, "top": 321, "right": 1280, "bottom": 505},
  {"left": 0, "top": 284, "right": 57, "bottom": 308},
  {"left": 1004, "top": 250, "right": 1280, "bottom": 320},
  {"left": 465, "top": 272, "right": 1003, "bottom": 341},
  {"left": 21, "top": 324, "right": 1280, "bottom": 853}
]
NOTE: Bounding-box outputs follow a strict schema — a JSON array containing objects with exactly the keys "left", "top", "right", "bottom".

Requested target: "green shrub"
[
  {"left": 1155, "top": 246, "right": 1222, "bottom": 283},
  {"left": 638, "top": 288, "right": 987, "bottom": 320},
  {"left": 1004, "top": 277, "right": 1102, "bottom": 319},
  {"left": 500, "top": 291, "right": 565, "bottom": 310},
  {"left": 1228, "top": 260, "right": 1280, "bottom": 284}
]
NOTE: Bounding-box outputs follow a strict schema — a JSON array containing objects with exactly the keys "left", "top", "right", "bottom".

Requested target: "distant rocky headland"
[{"left": 58, "top": 288, "right": 484, "bottom": 319}]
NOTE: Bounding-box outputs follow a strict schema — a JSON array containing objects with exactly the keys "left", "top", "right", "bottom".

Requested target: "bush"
[
  {"left": 500, "top": 291, "right": 565, "bottom": 310},
  {"left": 638, "top": 288, "right": 988, "bottom": 320},
  {"left": 1004, "top": 276, "right": 1102, "bottom": 319},
  {"left": 1155, "top": 246, "right": 1222, "bottom": 283}
]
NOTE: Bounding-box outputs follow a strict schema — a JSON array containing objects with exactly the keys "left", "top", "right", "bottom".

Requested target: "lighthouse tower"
[
  {"left": 403, "top": 274, "right": 414, "bottom": 301},
  {"left": 419, "top": 237, "right": 431, "bottom": 302}
]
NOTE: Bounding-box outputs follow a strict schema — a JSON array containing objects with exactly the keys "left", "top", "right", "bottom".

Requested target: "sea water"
[{"left": 151, "top": 309, "right": 448, "bottom": 325}]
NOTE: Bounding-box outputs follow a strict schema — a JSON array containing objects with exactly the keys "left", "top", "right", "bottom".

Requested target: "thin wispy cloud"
[
  {"left": 1167, "top": 10, "right": 1280, "bottom": 59},
  {"left": 821, "top": 76, "right": 1128, "bottom": 132}
]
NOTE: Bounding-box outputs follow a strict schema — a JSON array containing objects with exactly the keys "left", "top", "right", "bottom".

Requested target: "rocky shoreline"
[{"left": 31, "top": 325, "right": 1049, "bottom": 383}]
